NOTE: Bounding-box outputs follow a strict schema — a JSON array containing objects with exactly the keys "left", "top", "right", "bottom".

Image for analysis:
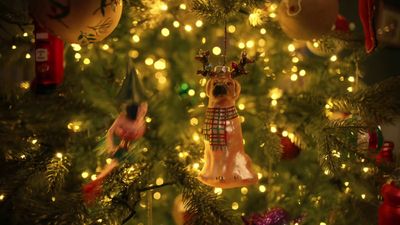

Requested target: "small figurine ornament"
[
  {"left": 196, "top": 51, "right": 258, "bottom": 189},
  {"left": 82, "top": 102, "right": 148, "bottom": 203}
]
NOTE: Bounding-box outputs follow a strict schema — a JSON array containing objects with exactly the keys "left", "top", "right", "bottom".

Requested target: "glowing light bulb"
[
  {"left": 71, "top": 44, "right": 81, "bottom": 51},
  {"left": 199, "top": 92, "right": 206, "bottom": 98},
  {"left": 0, "top": 194, "right": 5, "bottom": 201},
  {"left": 330, "top": 55, "right": 337, "bottom": 62},
  {"left": 259, "top": 185, "right": 266, "bottom": 193},
  {"left": 238, "top": 103, "right": 245, "bottom": 110},
  {"left": 212, "top": 46, "right": 221, "bottom": 55},
  {"left": 161, "top": 28, "right": 170, "bottom": 37},
  {"left": 156, "top": 177, "right": 164, "bottom": 185},
  {"left": 74, "top": 53, "right": 81, "bottom": 59},
  {"left": 132, "top": 34, "right": 140, "bottom": 43},
  {"left": 288, "top": 44, "right": 296, "bottom": 52},
  {"left": 153, "top": 192, "right": 161, "bottom": 200},
  {"left": 238, "top": 42, "right": 245, "bottom": 49},
  {"left": 192, "top": 133, "right": 200, "bottom": 142},
  {"left": 299, "top": 69, "right": 306, "bottom": 76},
  {"left": 348, "top": 76, "right": 355, "bottom": 82},
  {"left": 20, "top": 82, "right": 30, "bottom": 90},
  {"left": 145, "top": 57, "right": 154, "bottom": 65},
  {"left": 192, "top": 163, "right": 200, "bottom": 170},
  {"left": 25, "top": 53, "right": 31, "bottom": 59},
  {"left": 184, "top": 25, "right": 192, "bottom": 32},
  {"left": 260, "top": 28, "right": 267, "bottom": 34},
  {"left": 232, "top": 202, "right": 239, "bottom": 210},
  {"left": 271, "top": 99, "right": 278, "bottom": 106},
  {"left": 195, "top": 20, "right": 203, "bottom": 27},
  {"left": 188, "top": 89, "right": 195, "bottom": 96},
  {"left": 246, "top": 40, "right": 255, "bottom": 48},
  {"left": 228, "top": 25, "right": 236, "bottom": 33},
  {"left": 154, "top": 59, "right": 166, "bottom": 70},
  {"left": 129, "top": 50, "right": 139, "bottom": 58},
  {"left": 249, "top": 9, "right": 263, "bottom": 26},
  {"left": 11, "top": 45, "right": 16, "bottom": 50},
  {"left": 270, "top": 126, "right": 277, "bottom": 133},
  {"left": 173, "top": 21, "right": 180, "bottom": 28},
  {"left": 81, "top": 171, "right": 89, "bottom": 178},
  {"left": 159, "top": 2, "right": 168, "bottom": 11},
  {"left": 214, "top": 188, "right": 223, "bottom": 195},
  {"left": 347, "top": 87, "right": 353, "bottom": 92},
  {"left": 292, "top": 57, "right": 299, "bottom": 63},
  {"left": 83, "top": 58, "right": 91, "bottom": 65},
  {"left": 290, "top": 74, "right": 298, "bottom": 81},
  {"left": 179, "top": 3, "right": 187, "bottom": 10},
  {"left": 56, "top": 152, "right": 63, "bottom": 159},
  {"left": 102, "top": 44, "right": 109, "bottom": 50}
]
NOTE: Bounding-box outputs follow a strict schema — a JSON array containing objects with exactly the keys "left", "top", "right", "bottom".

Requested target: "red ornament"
[
  {"left": 376, "top": 141, "right": 394, "bottom": 164},
  {"left": 280, "top": 136, "right": 301, "bottom": 160},
  {"left": 334, "top": 14, "right": 350, "bottom": 33},
  {"left": 379, "top": 182, "right": 400, "bottom": 225},
  {"left": 33, "top": 22, "right": 64, "bottom": 92},
  {"left": 358, "top": 0, "right": 377, "bottom": 53}
]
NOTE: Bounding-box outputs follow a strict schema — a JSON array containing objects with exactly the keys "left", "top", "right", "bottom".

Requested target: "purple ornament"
[{"left": 242, "top": 208, "right": 290, "bottom": 225}]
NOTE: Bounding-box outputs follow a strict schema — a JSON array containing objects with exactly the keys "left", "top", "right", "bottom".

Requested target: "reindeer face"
[{"left": 206, "top": 72, "right": 241, "bottom": 104}]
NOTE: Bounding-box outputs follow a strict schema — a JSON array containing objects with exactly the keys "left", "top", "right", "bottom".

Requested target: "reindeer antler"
[
  {"left": 195, "top": 50, "right": 212, "bottom": 77},
  {"left": 231, "top": 51, "right": 255, "bottom": 78}
]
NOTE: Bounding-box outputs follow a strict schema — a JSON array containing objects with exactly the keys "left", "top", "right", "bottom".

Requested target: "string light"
[
  {"left": 145, "top": 57, "right": 154, "bottom": 65},
  {"left": 287, "top": 44, "right": 296, "bottom": 52},
  {"left": 270, "top": 126, "right": 277, "bottom": 133},
  {"left": 91, "top": 175, "right": 97, "bottom": 181},
  {"left": 145, "top": 117, "right": 152, "bottom": 123},
  {"left": 238, "top": 103, "right": 245, "bottom": 110},
  {"left": 320, "top": 222, "right": 327, "bottom": 225},
  {"left": 232, "top": 202, "right": 239, "bottom": 210},
  {"left": 228, "top": 25, "right": 236, "bottom": 33},
  {"left": 0, "top": 194, "right": 5, "bottom": 201},
  {"left": 330, "top": 55, "right": 337, "bottom": 62},
  {"left": 132, "top": 34, "right": 140, "bottom": 43},
  {"left": 362, "top": 167, "right": 370, "bottom": 173},
  {"left": 11, "top": 45, "right": 16, "bottom": 50},
  {"left": 195, "top": 20, "right": 203, "bottom": 27},
  {"left": 20, "top": 81, "right": 30, "bottom": 90},
  {"left": 51, "top": 196, "right": 56, "bottom": 202},
  {"left": 344, "top": 181, "right": 349, "bottom": 186},
  {"left": 106, "top": 158, "right": 112, "bottom": 164},
  {"left": 269, "top": 12, "right": 277, "bottom": 18},
  {"left": 347, "top": 87, "right": 353, "bottom": 92},
  {"left": 282, "top": 130, "right": 288, "bottom": 137},
  {"left": 214, "top": 188, "right": 223, "bottom": 195},
  {"left": 188, "top": 89, "right": 195, "bottom": 96},
  {"left": 20, "top": 154, "right": 26, "bottom": 159},
  {"left": 257, "top": 173, "right": 263, "bottom": 179},
  {"left": 129, "top": 50, "right": 139, "bottom": 58},
  {"left": 25, "top": 53, "right": 31, "bottom": 59},
  {"left": 81, "top": 171, "right": 89, "bottom": 178},
  {"left": 23, "top": 32, "right": 28, "bottom": 37},
  {"left": 201, "top": 37, "right": 206, "bottom": 44},
  {"left": 173, "top": 21, "right": 180, "bottom": 28},
  {"left": 361, "top": 194, "right": 366, "bottom": 199},
  {"left": 161, "top": 28, "right": 170, "bottom": 37},
  {"left": 192, "top": 133, "right": 200, "bottom": 142},
  {"left": 292, "top": 57, "right": 299, "bottom": 63},
  {"left": 299, "top": 69, "right": 306, "bottom": 76},
  {"left": 199, "top": 92, "right": 206, "bottom": 98},
  {"left": 259, "top": 185, "right": 266, "bottom": 193},
  {"left": 246, "top": 40, "right": 255, "bottom": 48},
  {"left": 154, "top": 59, "right": 167, "bottom": 70},
  {"left": 248, "top": 9, "right": 263, "bottom": 26},
  {"left": 260, "top": 28, "right": 267, "bottom": 34},
  {"left": 67, "top": 121, "right": 82, "bottom": 132},
  {"left": 159, "top": 2, "right": 168, "bottom": 11},
  {"left": 348, "top": 76, "right": 355, "bottom": 82},
  {"left": 71, "top": 44, "right": 81, "bottom": 51},
  {"left": 290, "top": 74, "right": 298, "bottom": 81},
  {"left": 192, "top": 163, "right": 200, "bottom": 170},
  {"left": 271, "top": 99, "right": 278, "bottom": 106},
  {"left": 31, "top": 139, "right": 38, "bottom": 144},
  {"left": 153, "top": 192, "right": 161, "bottom": 200},
  {"left": 184, "top": 25, "right": 192, "bottom": 32},
  {"left": 156, "top": 177, "right": 164, "bottom": 185},
  {"left": 179, "top": 3, "right": 187, "bottom": 10},
  {"left": 74, "top": 53, "right": 81, "bottom": 60},
  {"left": 56, "top": 152, "right": 63, "bottom": 159},
  {"left": 238, "top": 42, "right": 245, "bottom": 49},
  {"left": 83, "top": 58, "right": 91, "bottom": 65},
  {"left": 212, "top": 46, "right": 221, "bottom": 55},
  {"left": 241, "top": 187, "right": 248, "bottom": 195},
  {"left": 102, "top": 44, "right": 110, "bottom": 50},
  {"left": 269, "top": 88, "right": 283, "bottom": 100}
]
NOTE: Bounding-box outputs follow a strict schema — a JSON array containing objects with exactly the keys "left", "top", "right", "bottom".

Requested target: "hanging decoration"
[
  {"left": 280, "top": 136, "right": 301, "bottom": 160},
  {"left": 32, "top": 21, "right": 64, "bottom": 93},
  {"left": 196, "top": 50, "right": 258, "bottom": 189},
  {"left": 242, "top": 207, "right": 303, "bottom": 225},
  {"left": 30, "top": 0, "right": 123, "bottom": 44},
  {"left": 172, "top": 195, "right": 191, "bottom": 225},
  {"left": 379, "top": 182, "right": 400, "bottom": 225},
  {"left": 375, "top": 141, "right": 394, "bottom": 164},
  {"left": 277, "top": 0, "right": 339, "bottom": 40},
  {"left": 358, "top": 0, "right": 378, "bottom": 53},
  {"left": 357, "top": 127, "right": 384, "bottom": 151}
]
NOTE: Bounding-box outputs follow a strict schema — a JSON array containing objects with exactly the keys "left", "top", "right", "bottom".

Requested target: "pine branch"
[{"left": 45, "top": 154, "right": 71, "bottom": 193}]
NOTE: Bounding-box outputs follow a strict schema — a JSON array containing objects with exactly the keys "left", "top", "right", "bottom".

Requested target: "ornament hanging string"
[{"left": 223, "top": 20, "right": 227, "bottom": 66}]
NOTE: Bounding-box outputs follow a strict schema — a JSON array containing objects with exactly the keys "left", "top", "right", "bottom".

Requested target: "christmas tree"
[{"left": 1, "top": 0, "right": 400, "bottom": 225}]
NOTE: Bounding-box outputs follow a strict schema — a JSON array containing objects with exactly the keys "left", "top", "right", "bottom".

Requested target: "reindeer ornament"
[{"left": 196, "top": 51, "right": 258, "bottom": 189}]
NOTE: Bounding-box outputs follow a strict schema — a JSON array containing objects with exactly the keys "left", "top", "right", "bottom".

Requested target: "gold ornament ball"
[
  {"left": 277, "top": 0, "right": 339, "bottom": 40},
  {"left": 31, "top": 0, "right": 123, "bottom": 44}
]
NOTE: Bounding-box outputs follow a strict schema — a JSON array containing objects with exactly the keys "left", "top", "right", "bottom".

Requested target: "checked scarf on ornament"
[{"left": 202, "top": 106, "right": 238, "bottom": 151}]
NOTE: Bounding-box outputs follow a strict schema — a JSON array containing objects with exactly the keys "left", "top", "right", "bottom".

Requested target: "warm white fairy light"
[
  {"left": 31, "top": 139, "right": 38, "bottom": 144},
  {"left": 201, "top": 37, "right": 206, "bottom": 44},
  {"left": 192, "top": 133, "right": 200, "bottom": 142},
  {"left": 188, "top": 89, "right": 195, "bottom": 96},
  {"left": 156, "top": 177, "right": 164, "bottom": 185},
  {"left": 74, "top": 53, "right": 81, "bottom": 60},
  {"left": 184, "top": 25, "right": 192, "bottom": 32},
  {"left": 81, "top": 171, "right": 89, "bottom": 178},
  {"left": 347, "top": 87, "right": 353, "bottom": 92},
  {"left": 199, "top": 92, "right": 206, "bottom": 98},
  {"left": 83, "top": 58, "right": 91, "bottom": 65},
  {"left": 238, "top": 42, "right": 245, "bottom": 49},
  {"left": 19, "top": 81, "right": 30, "bottom": 90},
  {"left": 192, "top": 163, "right": 200, "bottom": 170},
  {"left": 232, "top": 202, "right": 239, "bottom": 210},
  {"left": 348, "top": 76, "right": 355, "bottom": 82},
  {"left": 320, "top": 222, "right": 327, "bottom": 225},
  {"left": 259, "top": 185, "right": 266, "bottom": 193},
  {"left": 290, "top": 74, "right": 298, "bottom": 81},
  {"left": 299, "top": 69, "right": 306, "bottom": 76},
  {"left": 288, "top": 44, "right": 296, "bottom": 52},
  {"left": 161, "top": 28, "right": 170, "bottom": 37},
  {"left": 260, "top": 28, "right": 267, "bottom": 34},
  {"left": 159, "top": 2, "right": 168, "bottom": 11},
  {"left": 330, "top": 55, "right": 338, "bottom": 62},
  {"left": 153, "top": 192, "right": 161, "bottom": 200},
  {"left": 292, "top": 57, "right": 299, "bottom": 63},
  {"left": 56, "top": 152, "right": 63, "bottom": 159},
  {"left": 270, "top": 126, "right": 277, "bottom": 133},
  {"left": 145, "top": 117, "right": 152, "bottom": 123},
  {"left": 179, "top": 3, "right": 187, "bottom": 10},
  {"left": 71, "top": 44, "right": 81, "bottom": 51},
  {"left": 361, "top": 194, "right": 366, "bottom": 199},
  {"left": 257, "top": 173, "right": 263, "bottom": 179},
  {"left": 0, "top": 194, "right": 5, "bottom": 201},
  {"left": 246, "top": 40, "right": 255, "bottom": 48},
  {"left": 214, "top": 188, "right": 223, "bottom": 195},
  {"left": 241, "top": 187, "right": 248, "bottom": 195},
  {"left": 362, "top": 167, "right": 370, "bottom": 173},
  {"left": 228, "top": 25, "right": 236, "bottom": 33},
  {"left": 23, "top": 32, "right": 28, "bottom": 37},
  {"left": 212, "top": 46, "right": 222, "bottom": 55},
  {"left": 190, "top": 118, "right": 199, "bottom": 126},
  {"left": 132, "top": 34, "right": 140, "bottom": 43},
  {"left": 173, "top": 21, "right": 180, "bottom": 28},
  {"left": 282, "top": 130, "right": 289, "bottom": 137},
  {"left": 25, "top": 53, "right": 31, "bottom": 59},
  {"left": 67, "top": 121, "right": 82, "bottom": 132},
  {"left": 102, "top": 44, "right": 109, "bottom": 50},
  {"left": 91, "top": 174, "right": 97, "bottom": 181},
  {"left": 145, "top": 57, "right": 154, "bottom": 65},
  {"left": 249, "top": 9, "right": 263, "bottom": 26},
  {"left": 11, "top": 45, "right": 17, "bottom": 50},
  {"left": 344, "top": 181, "right": 349, "bottom": 186},
  {"left": 271, "top": 99, "right": 278, "bottom": 106},
  {"left": 154, "top": 59, "right": 166, "bottom": 70},
  {"left": 20, "top": 154, "right": 26, "bottom": 159},
  {"left": 195, "top": 20, "right": 203, "bottom": 27}
]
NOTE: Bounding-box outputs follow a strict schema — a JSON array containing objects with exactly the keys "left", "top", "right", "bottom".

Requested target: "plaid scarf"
[{"left": 202, "top": 106, "right": 238, "bottom": 151}]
